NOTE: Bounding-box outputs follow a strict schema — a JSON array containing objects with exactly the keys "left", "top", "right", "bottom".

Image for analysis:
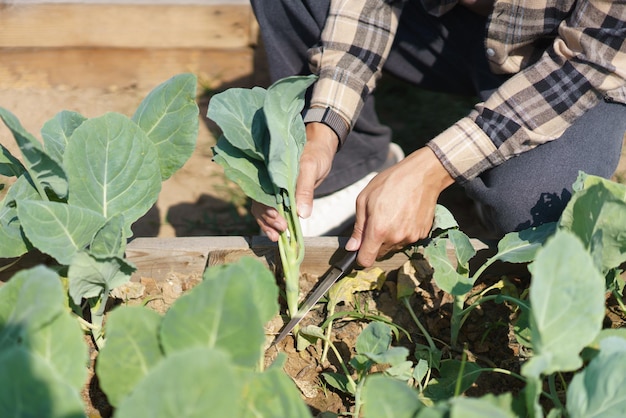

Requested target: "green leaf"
[
  {"left": 17, "top": 200, "right": 107, "bottom": 265},
  {"left": 264, "top": 75, "right": 317, "bottom": 193},
  {"left": 0, "top": 266, "right": 66, "bottom": 351},
  {"left": 522, "top": 230, "right": 605, "bottom": 377},
  {"left": 559, "top": 175, "right": 626, "bottom": 273},
  {"left": 160, "top": 257, "right": 278, "bottom": 368},
  {"left": 447, "top": 229, "right": 475, "bottom": 270},
  {"left": 241, "top": 367, "right": 313, "bottom": 418},
  {"left": 207, "top": 86, "right": 269, "bottom": 161},
  {"left": 432, "top": 204, "right": 459, "bottom": 232},
  {"left": 356, "top": 321, "right": 393, "bottom": 357},
  {"left": 203, "top": 257, "right": 279, "bottom": 324},
  {"left": 132, "top": 73, "right": 199, "bottom": 180},
  {"left": 96, "top": 306, "right": 164, "bottom": 408},
  {"left": 422, "top": 359, "right": 481, "bottom": 402},
  {"left": 67, "top": 251, "right": 134, "bottom": 303},
  {"left": 413, "top": 358, "right": 430, "bottom": 385},
  {"left": 299, "top": 324, "right": 326, "bottom": 340},
  {"left": 0, "top": 176, "right": 38, "bottom": 258},
  {"left": 0, "top": 142, "right": 25, "bottom": 177},
  {"left": 0, "top": 266, "right": 86, "bottom": 392},
  {"left": 367, "top": 346, "right": 410, "bottom": 368},
  {"left": 567, "top": 337, "right": 626, "bottom": 418},
  {"left": 41, "top": 110, "right": 87, "bottom": 165},
  {"left": 424, "top": 238, "right": 473, "bottom": 296},
  {"left": 65, "top": 112, "right": 162, "bottom": 237},
  {"left": 449, "top": 394, "right": 517, "bottom": 418},
  {"left": 494, "top": 222, "right": 556, "bottom": 264},
  {"left": 0, "top": 172, "right": 40, "bottom": 208},
  {"left": 30, "top": 310, "right": 89, "bottom": 392},
  {"left": 322, "top": 372, "right": 354, "bottom": 395},
  {"left": 361, "top": 374, "right": 423, "bottom": 418},
  {"left": 90, "top": 213, "right": 127, "bottom": 258},
  {"left": 212, "top": 138, "right": 276, "bottom": 207},
  {"left": 0, "top": 107, "right": 69, "bottom": 199},
  {"left": 0, "top": 346, "right": 86, "bottom": 418},
  {"left": 0, "top": 214, "right": 28, "bottom": 259},
  {"left": 384, "top": 360, "right": 414, "bottom": 381},
  {"left": 114, "top": 347, "right": 243, "bottom": 418}
]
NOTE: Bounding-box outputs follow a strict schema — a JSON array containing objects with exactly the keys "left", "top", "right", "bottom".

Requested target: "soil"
[{"left": 2, "top": 61, "right": 626, "bottom": 417}]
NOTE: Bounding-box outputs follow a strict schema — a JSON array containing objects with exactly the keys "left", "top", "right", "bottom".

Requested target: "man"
[{"left": 250, "top": 0, "right": 626, "bottom": 267}]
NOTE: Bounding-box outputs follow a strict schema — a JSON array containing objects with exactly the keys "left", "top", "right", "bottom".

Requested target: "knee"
[{"left": 475, "top": 187, "right": 572, "bottom": 237}]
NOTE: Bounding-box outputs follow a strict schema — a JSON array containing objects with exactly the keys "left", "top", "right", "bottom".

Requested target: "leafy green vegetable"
[
  {"left": 208, "top": 75, "right": 317, "bottom": 320},
  {"left": 97, "top": 257, "right": 311, "bottom": 417},
  {"left": 0, "top": 73, "right": 199, "bottom": 348}
]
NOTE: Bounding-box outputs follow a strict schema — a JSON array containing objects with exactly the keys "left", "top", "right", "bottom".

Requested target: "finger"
[
  {"left": 348, "top": 195, "right": 382, "bottom": 267},
  {"left": 295, "top": 163, "right": 317, "bottom": 219},
  {"left": 250, "top": 202, "right": 287, "bottom": 240},
  {"left": 357, "top": 225, "right": 383, "bottom": 268}
]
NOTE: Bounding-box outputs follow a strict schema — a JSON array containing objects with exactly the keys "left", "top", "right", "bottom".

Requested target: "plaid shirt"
[{"left": 304, "top": 0, "right": 626, "bottom": 184}]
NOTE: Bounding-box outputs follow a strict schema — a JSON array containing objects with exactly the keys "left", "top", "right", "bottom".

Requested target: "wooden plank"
[
  {"left": 0, "top": 47, "right": 255, "bottom": 90},
  {"left": 126, "top": 236, "right": 493, "bottom": 282},
  {"left": 126, "top": 236, "right": 249, "bottom": 282},
  {"left": 0, "top": 4, "right": 254, "bottom": 49},
  {"left": 2, "top": 235, "right": 498, "bottom": 284}
]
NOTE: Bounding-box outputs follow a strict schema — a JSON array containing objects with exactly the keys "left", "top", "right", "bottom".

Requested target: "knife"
[{"left": 271, "top": 250, "right": 359, "bottom": 346}]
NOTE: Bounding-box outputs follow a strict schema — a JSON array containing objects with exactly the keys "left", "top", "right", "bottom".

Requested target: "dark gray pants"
[{"left": 251, "top": 0, "right": 626, "bottom": 236}]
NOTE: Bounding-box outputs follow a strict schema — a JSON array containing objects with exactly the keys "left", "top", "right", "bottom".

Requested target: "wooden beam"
[{"left": 0, "top": 3, "right": 255, "bottom": 49}]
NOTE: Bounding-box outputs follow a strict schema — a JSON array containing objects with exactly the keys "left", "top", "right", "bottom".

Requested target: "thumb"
[{"left": 295, "top": 169, "right": 316, "bottom": 219}]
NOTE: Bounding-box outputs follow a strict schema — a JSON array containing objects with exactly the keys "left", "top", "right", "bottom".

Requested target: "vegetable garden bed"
[
  {"left": 82, "top": 229, "right": 626, "bottom": 417},
  {"left": 2, "top": 71, "right": 626, "bottom": 418}
]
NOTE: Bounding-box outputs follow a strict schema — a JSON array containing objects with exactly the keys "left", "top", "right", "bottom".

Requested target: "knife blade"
[{"left": 271, "top": 250, "right": 358, "bottom": 346}]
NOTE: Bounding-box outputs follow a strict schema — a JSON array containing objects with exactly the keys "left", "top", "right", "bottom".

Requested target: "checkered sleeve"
[
  {"left": 304, "top": 0, "right": 405, "bottom": 147},
  {"left": 429, "top": 0, "right": 626, "bottom": 184}
]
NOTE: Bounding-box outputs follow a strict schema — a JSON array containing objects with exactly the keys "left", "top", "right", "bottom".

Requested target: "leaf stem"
[
  {"left": 276, "top": 201, "right": 301, "bottom": 319},
  {"left": 402, "top": 297, "right": 437, "bottom": 352},
  {"left": 454, "top": 344, "right": 469, "bottom": 397}
]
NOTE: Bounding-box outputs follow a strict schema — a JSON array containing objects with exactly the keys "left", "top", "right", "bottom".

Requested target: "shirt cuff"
[
  {"left": 303, "top": 107, "right": 350, "bottom": 150},
  {"left": 427, "top": 117, "right": 505, "bottom": 184}
]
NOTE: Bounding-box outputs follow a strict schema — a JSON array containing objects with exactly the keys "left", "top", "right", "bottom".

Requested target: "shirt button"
[{"left": 486, "top": 48, "right": 496, "bottom": 57}]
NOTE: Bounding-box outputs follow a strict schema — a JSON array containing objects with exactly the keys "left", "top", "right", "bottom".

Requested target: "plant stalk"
[
  {"left": 402, "top": 297, "right": 437, "bottom": 352},
  {"left": 450, "top": 295, "right": 465, "bottom": 348}
]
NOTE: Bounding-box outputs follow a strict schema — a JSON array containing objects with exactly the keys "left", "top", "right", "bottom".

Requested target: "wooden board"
[
  {"left": 0, "top": 3, "right": 257, "bottom": 49},
  {"left": 125, "top": 236, "right": 492, "bottom": 282},
  {"left": 1, "top": 236, "right": 510, "bottom": 285},
  {"left": 0, "top": 47, "right": 256, "bottom": 90}
]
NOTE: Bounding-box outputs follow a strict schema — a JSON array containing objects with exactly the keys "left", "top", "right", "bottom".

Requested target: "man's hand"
[
  {"left": 251, "top": 122, "right": 339, "bottom": 241},
  {"left": 345, "top": 147, "right": 454, "bottom": 267}
]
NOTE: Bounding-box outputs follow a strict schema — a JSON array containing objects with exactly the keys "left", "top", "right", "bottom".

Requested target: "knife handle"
[{"left": 333, "top": 250, "right": 358, "bottom": 272}]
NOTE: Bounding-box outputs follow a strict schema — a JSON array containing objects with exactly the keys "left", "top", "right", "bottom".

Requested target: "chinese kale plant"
[
  {"left": 401, "top": 172, "right": 626, "bottom": 417},
  {"left": 207, "top": 75, "right": 317, "bottom": 319},
  {"left": 301, "top": 173, "right": 626, "bottom": 417},
  {"left": 95, "top": 257, "right": 312, "bottom": 418},
  {"left": 1, "top": 258, "right": 313, "bottom": 418},
  {"left": 0, "top": 73, "right": 199, "bottom": 347}
]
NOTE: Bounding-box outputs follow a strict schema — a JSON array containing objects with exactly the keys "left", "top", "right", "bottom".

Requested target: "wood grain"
[
  {"left": 0, "top": 47, "right": 255, "bottom": 90},
  {"left": 126, "top": 236, "right": 492, "bottom": 282},
  {"left": 0, "top": 4, "right": 255, "bottom": 49}
]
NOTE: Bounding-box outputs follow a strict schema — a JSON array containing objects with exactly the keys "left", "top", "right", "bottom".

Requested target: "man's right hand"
[{"left": 251, "top": 122, "right": 339, "bottom": 241}]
